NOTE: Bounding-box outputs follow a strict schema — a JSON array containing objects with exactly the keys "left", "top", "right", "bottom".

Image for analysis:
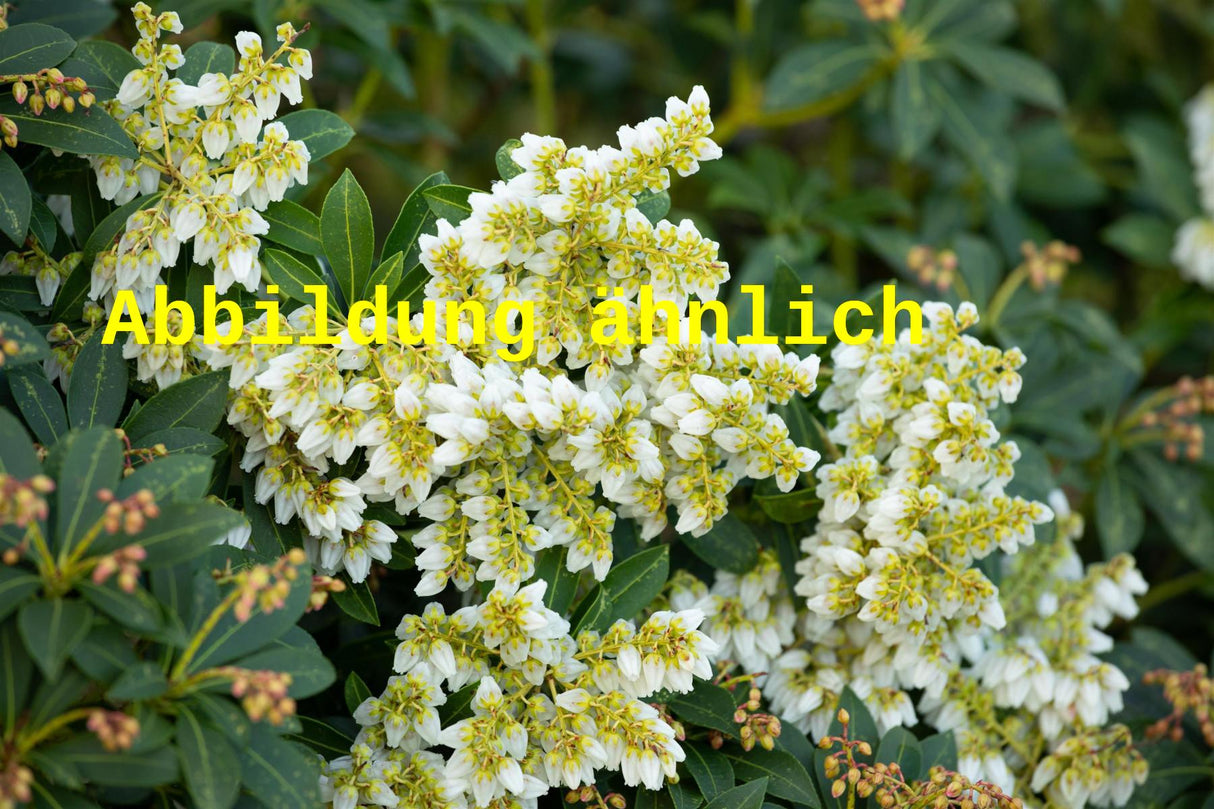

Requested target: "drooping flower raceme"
[{"left": 78, "top": 3, "right": 313, "bottom": 386}]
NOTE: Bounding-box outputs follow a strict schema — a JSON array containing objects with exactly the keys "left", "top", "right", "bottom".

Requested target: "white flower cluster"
[
  {"left": 83, "top": 3, "right": 312, "bottom": 385},
  {"left": 200, "top": 88, "right": 821, "bottom": 593},
  {"left": 0, "top": 248, "right": 81, "bottom": 308},
  {"left": 321, "top": 581, "right": 719, "bottom": 809},
  {"left": 1173, "top": 85, "right": 1214, "bottom": 289},
  {"left": 683, "top": 304, "right": 1149, "bottom": 805}
]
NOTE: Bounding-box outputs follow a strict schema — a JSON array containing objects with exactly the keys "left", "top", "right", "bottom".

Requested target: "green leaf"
[
  {"left": 669, "top": 682, "right": 739, "bottom": 738},
  {"left": 123, "top": 370, "right": 229, "bottom": 439},
  {"left": 55, "top": 426, "right": 122, "bottom": 555},
  {"left": 829, "top": 687, "right": 878, "bottom": 749},
  {"left": 572, "top": 545, "right": 670, "bottom": 634},
  {"left": 30, "top": 783, "right": 103, "bottom": 809},
  {"left": 763, "top": 42, "right": 881, "bottom": 113},
  {"left": 236, "top": 630, "right": 337, "bottom": 698},
  {"left": 681, "top": 514, "right": 759, "bottom": 574},
  {"left": 135, "top": 427, "right": 226, "bottom": 459},
  {"left": 723, "top": 747, "right": 820, "bottom": 807},
  {"left": 952, "top": 233, "right": 1002, "bottom": 310},
  {"left": 59, "top": 40, "right": 139, "bottom": 100},
  {"left": 321, "top": 169, "right": 374, "bottom": 306},
  {"left": 388, "top": 263, "right": 428, "bottom": 309},
  {"left": 944, "top": 42, "right": 1064, "bottom": 111},
  {"left": 289, "top": 716, "right": 355, "bottom": 759},
  {"left": 636, "top": 189, "right": 671, "bottom": 224},
  {"left": 933, "top": 84, "right": 1018, "bottom": 201},
  {"left": 702, "top": 778, "right": 767, "bottom": 809},
  {"left": 0, "top": 150, "right": 31, "bottom": 244},
  {"left": 684, "top": 743, "right": 734, "bottom": 800},
  {"left": 423, "top": 184, "right": 476, "bottom": 221},
  {"left": 187, "top": 692, "right": 251, "bottom": 748},
  {"left": 177, "top": 41, "right": 236, "bottom": 85},
  {"left": 0, "top": 96, "right": 136, "bottom": 158},
  {"left": 118, "top": 453, "right": 213, "bottom": 503},
  {"left": 264, "top": 248, "right": 327, "bottom": 304},
  {"left": 877, "top": 726, "right": 923, "bottom": 781},
  {"left": 0, "top": 407, "right": 40, "bottom": 478},
  {"left": 278, "top": 109, "right": 355, "bottom": 161},
  {"left": 755, "top": 488, "right": 820, "bottom": 524},
  {"left": 67, "top": 329, "right": 127, "bottom": 428},
  {"left": 78, "top": 581, "right": 164, "bottom": 635},
  {"left": 332, "top": 578, "right": 380, "bottom": 626},
  {"left": 496, "top": 138, "right": 525, "bottom": 180},
  {"left": 919, "top": 732, "right": 958, "bottom": 771},
  {"left": 7, "top": 365, "right": 68, "bottom": 445},
  {"left": 1122, "top": 116, "right": 1200, "bottom": 222},
  {"left": 262, "top": 200, "right": 323, "bottom": 255},
  {"left": 0, "top": 311, "right": 50, "bottom": 368},
  {"left": 122, "top": 502, "right": 245, "bottom": 568},
  {"left": 0, "top": 623, "right": 33, "bottom": 736},
  {"left": 535, "top": 546, "right": 579, "bottom": 614},
  {"left": 0, "top": 566, "right": 40, "bottom": 624},
  {"left": 1095, "top": 464, "right": 1145, "bottom": 557},
  {"left": 1127, "top": 450, "right": 1214, "bottom": 569},
  {"left": 383, "top": 171, "right": 448, "bottom": 267},
  {"left": 0, "top": 23, "right": 76, "bottom": 73},
  {"left": 69, "top": 622, "right": 138, "bottom": 684},
  {"left": 28, "top": 196, "right": 58, "bottom": 251},
  {"left": 1101, "top": 213, "right": 1175, "bottom": 268},
  {"left": 344, "top": 670, "right": 372, "bottom": 714},
  {"left": 363, "top": 251, "right": 404, "bottom": 302},
  {"left": 890, "top": 60, "right": 940, "bottom": 160},
  {"left": 176, "top": 706, "right": 241, "bottom": 809},
  {"left": 107, "top": 660, "right": 169, "bottom": 701},
  {"left": 40, "top": 736, "right": 178, "bottom": 787},
  {"left": 18, "top": 598, "right": 94, "bottom": 680},
  {"left": 8, "top": 0, "right": 115, "bottom": 39},
  {"left": 242, "top": 724, "right": 322, "bottom": 807}
]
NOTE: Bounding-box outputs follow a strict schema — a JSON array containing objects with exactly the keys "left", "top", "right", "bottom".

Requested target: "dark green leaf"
[
  {"left": 332, "top": 578, "right": 379, "bottom": 626},
  {"left": 7, "top": 365, "right": 68, "bottom": 445},
  {"left": 755, "top": 489, "right": 820, "bottom": 524},
  {"left": 636, "top": 189, "right": 671, "bottom": 224},
  {"left": 828, "top": 687, "right": 878, "bottom": 750},
  {"left": 263, "top": 200, "right": 323, "bottom": 255},
  {"left": 919, "top": 732, "right": 958, "bottom": 771},
  {"left": 236, "top": 632, "right": 337, "bottom": 699},
  {"left": 187, "top": 692, "right": 251, "bottom": 747},
  {"left": 177, "top": 41, "right": 236, "bottom": 85},
  {"left": 241, "top": 723, "right": 322, "bottom": 807},
  {"left": 572, "top": 545, "right": 669, "bottom": 634},
  {"left": 0, "top": 23, "right": 76, "bottom": 73},
  {"left": 123, "top": 370, "right": 229, "bottom": 438},
  {"left": 535, "top": 546, "right": 579, "bottom": 614},
  {"left": 0, "top": 310, "right": 50, "bottom": 368},
  {"left": 890, "top": 60, "right": 940, "bottom": 160},
  {"left": 669, "top": 681, "right": 739, "bottom": 737},
  {"left": 1095, "top": 464, "right": 1145, "bottom": 557},
  {"left": 683, "top": 743, "right": 734, "bottom": 800},
  {"left": 681, "top": 514, "right": 759, "bottom": 574},
  {"left": 289, "top": 716, "right": 355, "bottom": 759},
  {"left": 877, "top": 726, "right": 923, "bottom": 781},
  {"left": 264, "top": 248, "right": 327, "bottom": 305},
  {"left": 723, "top": 747, "right": 820, "bottom": 806},
  {"left": 107, "top": 660, "right": 169, "bottom": 701},
  {"left": 383, "top": 171, "right": 448, "bottom": 267},
  {"left": 944, "top": 42, "right": 1064, "bottom": 111},
  {"left": 134, "top": 427, "right": 226, "bottom": 459},
  {"left": 763, "top": 42, "right": 881, "bottom": 113},
  {"left": 1127, "top": 450, "right": 1214, "bottom": 569},
  {"left": 363, "top": 251, "right": 403, "bottom": 302},
  {"left": 278, "top": 109, "right": 355, "bottom": 161},
  {"left": 0, "top": 623, "right": 32, "bottom": 735},
  {"left": 118, "top": 453, "right": 213, "bottom": 502},
  {"left": 0, "top": 406, "right": 40, "bottom": 478},
  {"left": 78, "top": 580, "right": 164, "bottom": 635},
  {"left": 0, "top": 566, "right": 40, "bottom": 624},
  {"left": 176, "top": 705, "right": 242, "bottom": 809},
  {"left": 933, "top": 85, "right": 1018, "bottom": 201},
  {"left": 67, "top": 329, "right": 127, "bottom": 428},
  {"left": 0, "top": 150, "right": 31, "bottom": 244},
  {"left": 121, "top": 501, "right": 245, "bottom": 568},
  {"left": 55, "top": 426, "right": 122, "bottom": 554},
  {"left": 423, "top": 184, "right": 476, "bottom": 221},
  {"left": 344, "top": 670, "right": 372, "bottom": 714},
  {"left": 41, "top": 736, "right": 178, "bottom": 787},
  {"left": 0, "top": 96, "right": 136, "bottom": 158},
  {"left": 28, "top": 196, "right": 58, "bottom": 251},
  {"left": 702, "top": 778, "right": 766, "bottom": 809},
  {"left": 59, "top": 40, "right": 139, "bottom": 100},
  {"left": 496, "top": 138, "right": 525, "bottom": 180},
  {"left": 321, "top": 169, "right": 374, "bottom": 306},
  {"left": 18, "top": 598, "right": 94, "bottom": 679}
]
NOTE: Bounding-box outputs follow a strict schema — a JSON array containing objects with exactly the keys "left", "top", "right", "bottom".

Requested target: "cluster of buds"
[
  {"left": 1144, "top": 665, "right": 1214, "bottom": 746},
  {"left": 42, "top": 321, "right": 93, "bottom": 389},
  {"left": 821, "top": 710, "right": 1022, "bottom": 808},
  {"left": 732, "top": 685, "right": 783, "bottom": 752},
  {"left": 221, "top": 547, "right": 308, "bottom": 622},
  {"left": 0, "top": 473, "right": 53, "bottom": 529},
  {"left": 1133, "top": 375, "right": 1213, "bottom": 462},
  {"left": 0, "top": 68, "right": 95, "bottom": 149},
  {"left": 217, "top": 667, "right": 296, "bottom": 724},
  {"left": 91, "top": 544, "right": 148, "bottom": 593},
  {"left": 563, "top": 786, "right": 628, "bottom": 808},
  {"left": 856, "top": 0, "right": 905, "bottom": 22},
  {"left": 1020, "top": 240, "right": 1080, "bottom": 291},
  {"left": 907, "top": 245, "right": 958, "bottom": 290},
  {"left": 0, "top": 756, "right": 33, "bottom": 808},
  {"left": 308, "top": 573, "right": 347, "bottom": 612},
  {"left": 86, "top": 710, "right": 141, "bottom": 751},
  {"left": 98, "top": 487, "right": 160, "bottom": 534}
]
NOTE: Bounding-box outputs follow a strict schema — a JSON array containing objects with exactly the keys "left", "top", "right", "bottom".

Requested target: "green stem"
[
  {"left": 1136, "top": 570, "right": 1214, "bottom": 611},
  {"left": 985, "top": 265, "right": 1028, "bottom": 329}
]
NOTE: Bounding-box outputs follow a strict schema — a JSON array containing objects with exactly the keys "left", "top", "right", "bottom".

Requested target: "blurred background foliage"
[{"left": 8, "top": 0, "right": 1213, "bottom": 801}]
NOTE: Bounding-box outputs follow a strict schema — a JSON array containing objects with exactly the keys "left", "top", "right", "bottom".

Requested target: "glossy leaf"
[
  {"left": 66, "top": 326, "right": 127, "bottom": 429},
  {"left": 18, "top": 598, "right": 94, "bottom": 680},
  {"left": 0, "top": 150, "right": 31, "bottom": 244},
  {"left": 321, "top": 169, "right": 375, "bottom": 305}
]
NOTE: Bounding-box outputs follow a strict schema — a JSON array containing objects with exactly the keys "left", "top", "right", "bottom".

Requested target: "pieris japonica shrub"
[{"left": 1, "top": 1, "right": 1213, "bottom": 808}]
